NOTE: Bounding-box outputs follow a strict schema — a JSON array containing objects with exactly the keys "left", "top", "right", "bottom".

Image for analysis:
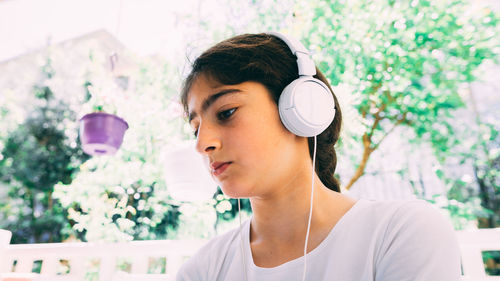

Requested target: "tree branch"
[{"left": 373, "top": 112, "right": 408, "bottom": 150}]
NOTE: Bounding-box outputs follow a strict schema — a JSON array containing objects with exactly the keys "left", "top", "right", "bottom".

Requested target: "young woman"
[{"left": 176, "top": 33, "right": 461, "bottom": 281}]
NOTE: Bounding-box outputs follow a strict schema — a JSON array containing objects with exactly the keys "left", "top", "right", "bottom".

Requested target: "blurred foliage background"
[{"left": 0, "top": 0, "right": 499, "bottom": 244}]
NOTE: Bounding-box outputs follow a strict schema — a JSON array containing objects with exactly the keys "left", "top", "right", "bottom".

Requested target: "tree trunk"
[
  {"left": 47, "top": 191, "right": 53, "bottom": 210},
  {"left": 474, "top": 164, "right": 495, "bottom": 228},
  {"left": 345, "top": 133, "right": 374, "bottom": 190},
  {"left": 343, "top": 108, "right": 407, "bottom": 190}
]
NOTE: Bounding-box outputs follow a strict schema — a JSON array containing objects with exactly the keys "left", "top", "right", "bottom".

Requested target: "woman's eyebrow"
[{"left": 188, "top": 89, "right": 242, "bottom": 122}]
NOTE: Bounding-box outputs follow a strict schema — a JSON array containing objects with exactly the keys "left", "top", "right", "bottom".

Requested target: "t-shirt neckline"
[{"left": 242, "top": 198, "right": 366, "bottom": 274}]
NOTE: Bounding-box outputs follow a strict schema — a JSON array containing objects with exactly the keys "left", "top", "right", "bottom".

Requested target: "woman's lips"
[{"left": 212, "top": 162, "right": 231, "bottom": 176}]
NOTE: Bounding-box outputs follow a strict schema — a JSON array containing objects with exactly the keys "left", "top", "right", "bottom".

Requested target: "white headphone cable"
[
  {"left": 302, "top": 135, "right": 317, "bottom": 281},
  {"left": 238, "top": 198, "right": 248, "bottom": 281}
]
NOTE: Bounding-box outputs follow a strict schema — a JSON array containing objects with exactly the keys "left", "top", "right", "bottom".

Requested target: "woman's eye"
[
  {"left": 193, "top": 129, "right": 198, "bottom": 138},
  {"left": 217, "top": 108, "right": 236, "bottom": 121}
]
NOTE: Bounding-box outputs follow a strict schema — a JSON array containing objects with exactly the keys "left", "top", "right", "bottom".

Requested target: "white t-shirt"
[{"left": 176, "top": 199, "right": 462, "bottom": 281}]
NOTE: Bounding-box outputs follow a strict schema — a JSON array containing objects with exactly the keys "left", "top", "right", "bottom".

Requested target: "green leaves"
[{"left": 304, "top": 0, "right": 498, "bottom": 187}]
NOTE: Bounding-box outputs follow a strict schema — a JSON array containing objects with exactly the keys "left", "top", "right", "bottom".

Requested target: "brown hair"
[{"left": 180, "top": 33, "right": 342, "bottom": 192}]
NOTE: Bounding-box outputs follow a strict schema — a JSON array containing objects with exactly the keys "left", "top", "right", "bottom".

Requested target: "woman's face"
[{"left": 187, "top": 74, "right": 305, "bottom": 198}]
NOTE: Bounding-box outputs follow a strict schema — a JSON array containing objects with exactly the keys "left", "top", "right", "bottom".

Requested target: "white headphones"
[{"left": 268, "top": 32, "right": 336, "bottom": 137}]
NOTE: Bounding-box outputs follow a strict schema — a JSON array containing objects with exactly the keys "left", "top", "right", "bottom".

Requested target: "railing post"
[
  {"left": 131, "top": 256, "right": 148, "bottom": 274},
  {"left": 15, "top": 258, "right": 33, "bottom": 273},
  {"left": 0, "top": 229, "right": 13, "bottom": 273},
  {"left": 40, "top": 256, "right": 57, "bottom": 275},
  {"left": 166, "top": 254, "right": 183, "bottom": 278},
  {"left": 460, "top": 245, "right": 487, "bottom": 279},
  {"left": 69, "top": 257, "right": 86, "bottom": 280},
  {"left": 98, "top": 256, "right": 116, "bottom": 281}
]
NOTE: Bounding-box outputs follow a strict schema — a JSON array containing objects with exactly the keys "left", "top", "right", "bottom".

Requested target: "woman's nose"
[{"left": 195, "top": 122, "right": 221, "bottom": 155}]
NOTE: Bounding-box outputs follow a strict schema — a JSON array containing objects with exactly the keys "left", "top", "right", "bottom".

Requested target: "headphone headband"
[{"left": 268, "top": 32, "right": 316, "bottom": 77}]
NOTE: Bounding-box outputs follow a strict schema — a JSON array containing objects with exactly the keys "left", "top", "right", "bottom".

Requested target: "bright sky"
[
  {"left": 0, "top": 0, "right": 205, "bottom": 62},
  {"left": 1, "top": 0, "right": 498, "bottom": 63}
]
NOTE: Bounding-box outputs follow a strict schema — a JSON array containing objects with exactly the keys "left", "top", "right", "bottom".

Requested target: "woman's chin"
[{"left": 220, "top": 183, "right": 251, "bottom": 199}]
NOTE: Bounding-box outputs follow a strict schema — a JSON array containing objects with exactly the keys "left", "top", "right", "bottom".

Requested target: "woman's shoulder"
[
  {"left": 356, "top": 198, "right": 462, "bottom": 279},
  {"left": 353, "top": 198, "right": 447, "bottom": 226},
  {"left": 334, "top": 198, "right": 453, "bottom": 243},
  {"left": 351, "top": 198, "right": 457, "bottom": 241},
  {"left": 176, "top": 221, "right": 246, "bottom": 281},
  {"left": 371, "top": 198, "right": 459, "bottom": 246}
]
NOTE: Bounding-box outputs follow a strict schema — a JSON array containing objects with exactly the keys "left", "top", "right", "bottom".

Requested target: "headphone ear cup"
[{"left": 278, "top": 77, "right": 335, "bottom": 137}]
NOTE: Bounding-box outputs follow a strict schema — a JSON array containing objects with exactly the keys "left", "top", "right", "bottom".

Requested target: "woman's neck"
[
  {"left": 248, "top": 170, "right": 356, "bottom": 267},
  {"left": 250, "top": 174, "right": 334, "bottom": 242}
]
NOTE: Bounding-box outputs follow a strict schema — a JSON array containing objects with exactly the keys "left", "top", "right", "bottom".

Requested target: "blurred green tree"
[
  {"left": 53, "top": 51, "right": 183, "bottom": 242},
  {"left": 473, "top": 132, "right": 500, "bottom": 227},
  {"left": 0, "top": 58, "right": 90, "bottom": 243},
  {"left": 443, "top": 90, "right": 500, "bottom": 228},
  {"left": 301, "top": 0, "right": 499, "bottom": 191}
]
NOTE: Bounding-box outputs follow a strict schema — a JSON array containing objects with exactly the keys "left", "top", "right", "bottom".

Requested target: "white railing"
[
  {"left": 0, "top": 229, "right": 205, "bottom": 281},
  {"left": 1, "top": 228, "right": 500, "bottom": 281},
  {"left": 456, "top": 228, "right": 500, "bottom": 281}
]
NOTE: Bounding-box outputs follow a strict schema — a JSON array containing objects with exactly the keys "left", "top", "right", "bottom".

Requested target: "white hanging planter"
[{"left": 163, "top": 140, "right": 218, "bottom": 202}]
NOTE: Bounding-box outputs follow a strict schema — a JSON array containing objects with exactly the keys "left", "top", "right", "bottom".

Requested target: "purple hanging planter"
[{"left": 79, "top": 112, "right": 129, "bottom": 156}]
